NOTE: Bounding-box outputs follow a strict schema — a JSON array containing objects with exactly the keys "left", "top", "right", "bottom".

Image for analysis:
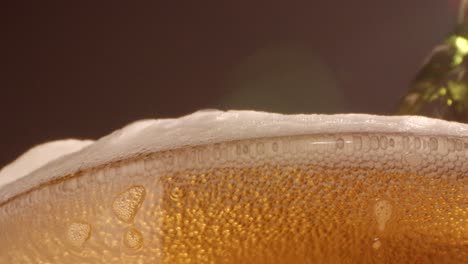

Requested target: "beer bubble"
[
  {"left": 170, "top": 187, "right": 184, "bottom": 201},
  {"left": 336, "top": 138, "right": 344, "bottom": 149},
  {"left": 380, "top": 136, "right": 388, "bottom": 149},
  {"left": 429, "top": 137, "right": 438, "bottom": 151},
  {"left": 370, "top": 136, "right": 380, "bottom": 150},
  {"left": 414, "top": 137, "right": 422, "bottom": 149},
  {"left": 272, "top": 142, "right": 279, "bottom": 152},
  {"left": 405, "top": 153, "right": 422, "bottom": 167},
  {"left": 353, "top": 136, "right": 362, "bottom": 150}
]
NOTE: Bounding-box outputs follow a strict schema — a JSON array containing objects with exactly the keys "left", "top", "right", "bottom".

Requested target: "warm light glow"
[
  {"left": 439, "top": 87, "right": 447, "bottom": 96},
  {"left": 452, "top": 36, "right": 468, "bottom": 65},
  {"left": 455, "top": 36, "right": 468, "bottom": 54}
]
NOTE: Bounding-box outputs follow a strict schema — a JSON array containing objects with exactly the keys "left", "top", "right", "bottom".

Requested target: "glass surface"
[{"left": 0, "top": 134, "right": 466, "bottom": 263}]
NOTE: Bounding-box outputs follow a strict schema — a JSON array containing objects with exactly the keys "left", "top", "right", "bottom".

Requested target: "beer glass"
[{"left": 0, "top": 111, "right": 466, "bottom": 263}]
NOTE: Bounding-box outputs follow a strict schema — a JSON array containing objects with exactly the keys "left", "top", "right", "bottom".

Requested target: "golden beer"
[{"left": 0, "top": 112, "right": 466, "bottom": 263}]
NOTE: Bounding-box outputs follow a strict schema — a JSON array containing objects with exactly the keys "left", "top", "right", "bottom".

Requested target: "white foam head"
[
  {"left": 1, "top": 110, "right": 468, "bottom": 203},
  {"left": 0, "top": 139, "right": 94, "bottom": 188}
]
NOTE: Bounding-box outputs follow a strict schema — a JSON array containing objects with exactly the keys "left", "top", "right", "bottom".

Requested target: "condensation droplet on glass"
[
  {"left": 372, "top": 237, "right": 382, "bottom": 250},
  {"left": 67, "top": 222, "right": 91, "bottom": 247},
  {"left": 112, "top": 185, "right": 146, "bottom": 223},
  {"left": 123, "top": 227, "right": 144, "bottom": 250},
  {"left": 374, "top": 200, "right": 392, "bottom": 231}
]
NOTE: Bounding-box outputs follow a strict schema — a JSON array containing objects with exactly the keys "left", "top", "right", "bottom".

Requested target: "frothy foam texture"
[
  {"left": 1, "top": 110, "right": 468, "bottom": 203},
  {"left": 0, "top": 139, "right": 93, "bottom": 188}
]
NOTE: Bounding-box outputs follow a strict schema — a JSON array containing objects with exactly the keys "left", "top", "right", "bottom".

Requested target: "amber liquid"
[{"left": 0, "top": 134, "right": 466, "bottom": 263}]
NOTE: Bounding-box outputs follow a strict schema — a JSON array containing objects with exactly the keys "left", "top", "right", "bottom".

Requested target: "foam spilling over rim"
[
  {"left": 0, "top": 139, "right": 94, "bottom": 188},
  {"left": 1, "top": 110, "right": 468, "bottom": 203}
]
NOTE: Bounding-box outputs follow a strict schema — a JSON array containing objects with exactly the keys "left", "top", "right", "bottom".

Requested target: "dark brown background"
[{"left": 0, "top": 1, "right": 458, "bottom": 167}]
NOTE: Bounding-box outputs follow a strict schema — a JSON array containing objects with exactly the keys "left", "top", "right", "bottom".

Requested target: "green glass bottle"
[{"left": 398, "top": 1, "right": 468, "bottom": 122}]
